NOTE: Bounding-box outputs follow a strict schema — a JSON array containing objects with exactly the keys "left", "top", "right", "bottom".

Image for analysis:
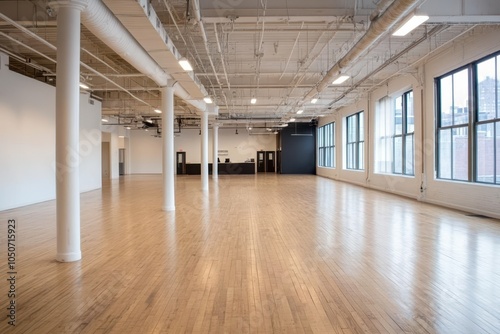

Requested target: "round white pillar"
[
  {"left": 54, "top": 0, "right": 88, "bottom": 262},
  {"left": 212, "top": 123, "right": 219, "bottom": 179},
  {"left": 162, "top": 86, "right": 175, "bottom": 211},
  {"left": 201, "top": 111, "right": 209, "bottom": 190}
]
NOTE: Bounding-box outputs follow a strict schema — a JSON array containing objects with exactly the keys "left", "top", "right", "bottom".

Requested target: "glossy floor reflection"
[{"left": 0, "top": 174, "right": 499, "bottom": 333}]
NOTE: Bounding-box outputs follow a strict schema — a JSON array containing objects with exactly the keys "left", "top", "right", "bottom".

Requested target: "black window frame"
[
  {"left": 435, "top": 50, "right": 500, "bottom": 184},
  {"left": 318, "top": 122, "right": 335, "bottom": 168},
  {"left": 346, "top": 111, "right": 364, "bottom": 170}
]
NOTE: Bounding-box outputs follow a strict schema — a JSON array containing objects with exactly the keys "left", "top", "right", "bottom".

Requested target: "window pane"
[
  {"left": 453, "top": 69, "right": 469, "bottom": 125},
  {"left": 405, "top": 134, "right": 414, "bottom": 175},
  {"left": 395, "top": 96, "right": 403, "bottom": 135},
  {"left": 477, "top": 57, "right": 496, "bottom": 121},
  {"left": 406, "top": 91, "right": 414, "bottom": 133},
  {"left": 359, "top": 142, "right": 364, "bottom": 170},
  {"left": 439, "top": 129, "right": 452, "bottom": 179},
  {"left": 498, "top": 55, "right": 500, "bottom": 119},
  {"left": 440, "top": 75, "right": 453, "bottom": 127},
  {"left": 349, "top": 116, "right": 357, "bottom": 142},
  {"left": 452, "top": 127, "right": 469, "bottom": 181},
  {"left": 476, "top": 123, "right": 495, "bottom": 183},
  {"left": 347, "top": 143, "right": 354, "bottom": 169},
  {"left": 394, "top": 136, "right": 403, "bottom": 174},
  {"left": 332, "top": 146, "right": 336, "bottom": 168},
  {"left": 359, "top": 112, "right": 364, "bottom": 141}
]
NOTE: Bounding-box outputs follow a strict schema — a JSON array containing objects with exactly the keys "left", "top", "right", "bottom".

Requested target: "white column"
[
  {"left": 162, "top": 85, "right": 175, "bottom": 211},
  {"left": 212, "top": 123, "right": 219, "bottom": 179},
  {"left": 54, "top": 0, "right": 87, "bottom": 262},
  {"left": 201, "top": 111, "right": 209, "bottom": 190}
]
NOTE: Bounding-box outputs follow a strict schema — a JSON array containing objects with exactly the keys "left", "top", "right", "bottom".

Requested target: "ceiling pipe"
[
  {"left": 279, "top": 22, "right": 304, "bottom": 80},
  {"left": 80, "top": 0, "right": 207, "bottom": 112},
  {"left": 304, "top": 0, "right": 423, "bottom": 101},
  {"left": 370, "top": 0, "right": 396, "bottom": 21},
  {"left": 191, "top": 0, "right": 229, "bottom": 109},
  {"left": 213, "top": 23, "right": 230, "bottom": 90}
]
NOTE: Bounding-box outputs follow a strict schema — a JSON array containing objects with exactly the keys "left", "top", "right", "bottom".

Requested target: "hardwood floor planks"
[{"left": 0, "top": 174, "right": 499, "bottom": 333}]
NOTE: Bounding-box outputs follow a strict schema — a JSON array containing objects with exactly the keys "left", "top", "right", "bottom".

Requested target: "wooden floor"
[{"left": 1, "top": 174, "right": 500, "bottom": 333}]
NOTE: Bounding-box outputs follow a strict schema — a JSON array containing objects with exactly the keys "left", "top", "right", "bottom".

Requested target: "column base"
[
  {"left": 56, "top": 251, "right": 82, "bottom": 262},
  {"left": 163, "top": 205, "right": 175, "bottom": 212}
]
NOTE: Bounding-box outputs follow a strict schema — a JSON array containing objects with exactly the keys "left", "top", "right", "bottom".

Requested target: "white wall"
[
  {"left": 128, "top": 127, "right": 277, "bottom": 174},
  {"left": 0, "top": 55, "right": 102, "bottom": 211},
  {"left": 317, "top": 26, "right": 500, "bottom": 218}
]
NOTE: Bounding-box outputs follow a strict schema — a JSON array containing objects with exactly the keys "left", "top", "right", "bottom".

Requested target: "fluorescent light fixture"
[
  {"left": 393, "top": 15, "right": 429, "bottom": 37},
  {"left": 250, "top": 98, "right": 257, "bottom": 104},
  {"left": 289, "top": 118, "right": 296, "bottom": 122},
  {"left": 178, "top": 57, "right": 193, "bottom": 71},
  {"left": 79, "top": 83, "right": 90, "bottom": 90},
  {"left": 118, "top": 135, "right": 125, "bottom": 138},
  {"left": 249, "top": 126, "right": 252, "bottom": 130},
  {"left": 154, "top": 109, "right": 162, "bottom": 114},
  {"left": 296, "top": 109, "right": 304, "bottom": 114},
  {"left": 126, "top": 126, "right": 131, "bottom": 130},
  {"left": 332, "top": 75, "right": 350, "bottom": 85},
  {"left": 101, "top": 117, "right": 108, "bottom": 122},
  {"left": 311, "top": 98, "right": 318, "bottom": 104},
  {"left": 204, "top": 97, "right": 213, "bottom": 104}
]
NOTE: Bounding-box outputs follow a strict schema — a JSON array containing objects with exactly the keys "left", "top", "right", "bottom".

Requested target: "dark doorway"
[
  {"left": 176, "top": 152, "right": 186, "bottom": 175},
  {"left": 266, "top": 151, "right": 275, "bottom": 173},
  {"left": 257, "top": 151, "right": 266, "bottom": 173}
]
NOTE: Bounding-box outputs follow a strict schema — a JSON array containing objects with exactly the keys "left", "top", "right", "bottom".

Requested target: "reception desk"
[{"left": 185, "top": 162, "right": 255, "bottom": 175}]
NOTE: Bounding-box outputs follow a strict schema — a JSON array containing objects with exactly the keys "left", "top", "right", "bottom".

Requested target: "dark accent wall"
[{"left": 280, "top": 122, "right": 316, "bottom": 174}]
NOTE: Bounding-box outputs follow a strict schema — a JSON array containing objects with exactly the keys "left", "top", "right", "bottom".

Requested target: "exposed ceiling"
[{"left": 1, "top": 0, "right": 500, "bottom": 130}]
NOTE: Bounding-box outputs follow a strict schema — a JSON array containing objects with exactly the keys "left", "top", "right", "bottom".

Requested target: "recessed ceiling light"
[
  {"left": 289, "top": 118, "right": 296, "bottom": 122},
  {"left": 126, "top": 126, "right": 131, "bottom": 130},
  {"left": 178, "top": 57, "right": 193, "bottom": 71},
  {"left": 296, "top": 109, "right": 304, "bottom": 114},
  {"left": 332, "top": 75, "right": 350, "bottom": 85},
  {"left": 154, "top": 109, "right": 162, "bottom": 114},
  {"left": 250, "top": 98, "right": 257, "bottom": 104},
  {"left": 311, "top": 98, "right": 318, "bottom": 104},
  {"left": 204, "top": 97, "right": 213, "bottom": 104}
]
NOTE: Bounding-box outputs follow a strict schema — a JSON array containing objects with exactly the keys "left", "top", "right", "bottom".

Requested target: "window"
[
  {"left": 375, "top": 91, "right": 414, "bottom": 175},
  {"left": 436, "top": 51, "right": 500, "bottom": 184},
  {"left": 346, "top": 111, "right": 364, "bottom": 170},
  {"left": 318, "top": 122, "right": 335, "bottom": 168}
]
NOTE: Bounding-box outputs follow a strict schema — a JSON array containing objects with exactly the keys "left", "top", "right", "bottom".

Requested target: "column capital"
[
  {"left": 163, "top": 79, "right": 178, "bottom": 88},
  {"left": 49, "top": 0, "right": 88, "bottom": 11}
]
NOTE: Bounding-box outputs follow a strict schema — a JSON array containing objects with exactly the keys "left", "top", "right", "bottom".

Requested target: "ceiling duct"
[
  {"left": 79, "top": 0, "right": 209, "bottom": 112},
  {"left": 305, "top": 0, "right": 423, "bottom": 100}
]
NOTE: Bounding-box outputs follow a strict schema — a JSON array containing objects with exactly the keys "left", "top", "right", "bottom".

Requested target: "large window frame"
[
  {"left": 436, "top": 51, "right": 500, "bottom": 184},
  {"left": 346, "top": 111, "right": 364, "bottom": 170},
  {"left": 375, "top": 91, "right": 415, "bottom": 176},
  {"left": 318, "top": 122, "right": 335, "bottom": 168}
]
